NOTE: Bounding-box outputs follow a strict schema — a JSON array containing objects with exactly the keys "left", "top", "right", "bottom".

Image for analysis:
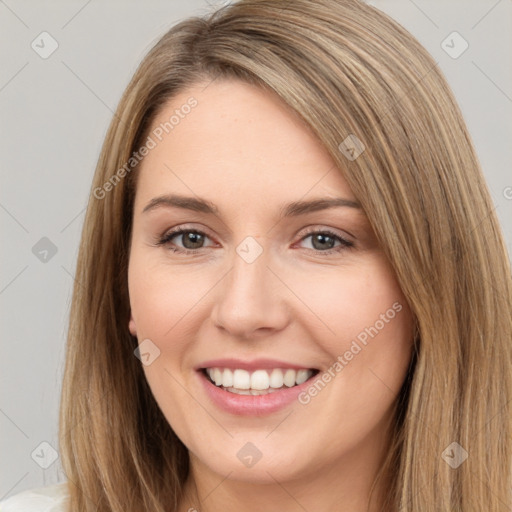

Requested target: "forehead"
[{"left": 135, "top": 79, "right": 356, "bottom": 210}]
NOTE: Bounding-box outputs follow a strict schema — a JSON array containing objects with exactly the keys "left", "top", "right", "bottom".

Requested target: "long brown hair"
[{"left": 59, "top": 0, "right": 512, "bottom": 510}]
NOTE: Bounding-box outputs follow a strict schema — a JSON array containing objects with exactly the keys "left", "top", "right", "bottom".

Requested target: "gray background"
[{"left": 1, "top": 0, "right": 511, "bottom": 499}]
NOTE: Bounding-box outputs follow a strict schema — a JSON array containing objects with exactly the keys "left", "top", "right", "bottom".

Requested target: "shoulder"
[{"left": 0, "top": 483, "right": 69, "bottom": 512}]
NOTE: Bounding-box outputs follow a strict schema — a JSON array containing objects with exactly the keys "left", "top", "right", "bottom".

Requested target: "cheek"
[
  {"left": 284, "top": 258, "right": 415, "bottom": 401},
  {"left": 128, "top": 256, "right": 218, "bottom": 348},
  {"left": 288, "top": 261, "right": 410, "bottom": 345}
]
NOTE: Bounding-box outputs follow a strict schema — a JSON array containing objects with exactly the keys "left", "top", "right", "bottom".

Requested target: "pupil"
[
  {"left": 183, "top": 232, "right": 203, "bottom": 249},
  {"left": 312, "top": 233, "right": 334, "bottom": 250}
]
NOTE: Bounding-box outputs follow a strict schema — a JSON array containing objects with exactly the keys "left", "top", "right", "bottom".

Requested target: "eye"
[
  {"left": 156, "top": 228, "right": 213, "bottom": 254},
  {"left": 297, "top": 228, "right": 354, "bottom": 254},
  {"left": 155, "top": 226, "right": 354, "bottom": 256}
]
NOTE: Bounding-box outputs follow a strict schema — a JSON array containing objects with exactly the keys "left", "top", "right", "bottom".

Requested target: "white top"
[{"left": 0, "top": 483, "right": 69, "bottom": 512}]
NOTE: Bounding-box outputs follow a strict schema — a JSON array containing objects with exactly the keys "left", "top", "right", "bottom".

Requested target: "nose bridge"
[{"left": 211, "top": 238, "right": 288, "bottom": 337}]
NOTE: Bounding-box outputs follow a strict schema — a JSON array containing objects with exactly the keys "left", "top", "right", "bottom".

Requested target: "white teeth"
[
  {"left": 233, "top": 369, "right": 251, "bottom": 389},
  {"left": 213, "top": 368, "right": 223, "bottom": 386},
  {"left": 295, "top": 369, "right": 310, "bottom": 385},
  {"left": 283, "top": 369, "right": 296, "bottom": 387},
  {"left": 204, "top": 367, "right": 315, "bottom": 391},
  {"left": 231, "top": 388, "right": 251, "bottom": 395},
  {"left": 250, "top": 370, "right": 270, "bottom": 390},
  {"left": 222, "top": 368, "right": 233, "bottom": 387},
  {"left": 269, "top": 368, "right": 284, "bottom": 388},
  {"left": 226, "top": 387, "right": 280, "bottom": 395}
]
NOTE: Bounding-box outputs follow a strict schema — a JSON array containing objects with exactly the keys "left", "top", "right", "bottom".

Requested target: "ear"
[{"left": 128, "top": 312, "right": 137, "bottom": 337}]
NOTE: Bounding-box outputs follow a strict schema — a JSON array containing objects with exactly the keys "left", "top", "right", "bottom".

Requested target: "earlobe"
[{"left": 128, "top": 313, "right": 137, "bottom": 337}]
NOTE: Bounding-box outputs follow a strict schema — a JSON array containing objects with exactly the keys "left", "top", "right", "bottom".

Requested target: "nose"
[{"left": 210, "top": 244, "right": 290, "bottom": 339}]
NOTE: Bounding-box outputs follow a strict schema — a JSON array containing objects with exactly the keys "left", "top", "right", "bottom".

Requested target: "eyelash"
[{"left": 155, "top": 226, "right": 354, "bottom": 256}]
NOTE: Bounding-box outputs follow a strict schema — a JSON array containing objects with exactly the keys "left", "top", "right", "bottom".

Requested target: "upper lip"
[{"left": 195, "top": 358, "right": 318, "bottom": 372}]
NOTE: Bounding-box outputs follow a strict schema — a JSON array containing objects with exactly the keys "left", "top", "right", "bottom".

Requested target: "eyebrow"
[{"left": 142, "top": 194, "right": 362, "bottom": 217}]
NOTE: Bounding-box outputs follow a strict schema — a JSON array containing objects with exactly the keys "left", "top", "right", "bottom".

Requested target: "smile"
[
  {"left": 203, "top": 367, "right": 319, "bottom": 395},
  {"left": 197, "top": 364, "right": 321, "bottom": 415}
]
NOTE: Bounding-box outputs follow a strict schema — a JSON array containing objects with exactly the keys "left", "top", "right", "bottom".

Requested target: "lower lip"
[{"left": 197, "top": 369, "right": 318, "bottom": 416}]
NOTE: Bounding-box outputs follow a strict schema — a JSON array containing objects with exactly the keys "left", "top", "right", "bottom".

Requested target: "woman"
[{"left": 2, "top": 0, "right": 511, "bottom": 510}]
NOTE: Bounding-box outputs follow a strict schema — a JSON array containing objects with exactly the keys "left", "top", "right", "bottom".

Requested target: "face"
[{"left": 128, "top": 78, "right": 414, "bottom": 485}]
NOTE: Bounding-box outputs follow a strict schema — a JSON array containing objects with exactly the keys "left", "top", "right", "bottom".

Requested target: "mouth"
[{"left": 200, "top": 367, "right": 320, "bottom": 396}]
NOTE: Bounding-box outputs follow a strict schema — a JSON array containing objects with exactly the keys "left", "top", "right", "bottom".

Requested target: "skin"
[{"left": 127, "top": 78, "right": 415, "bottom": 512}]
